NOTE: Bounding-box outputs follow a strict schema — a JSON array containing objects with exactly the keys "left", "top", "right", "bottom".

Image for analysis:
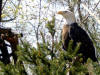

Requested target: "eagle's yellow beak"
[{"left": 57, "top": 11, "right": 63, "bottom": 14}]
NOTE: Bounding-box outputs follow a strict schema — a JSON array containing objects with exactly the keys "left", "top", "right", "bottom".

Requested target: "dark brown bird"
[{"left": 57, "top": 10, "right": 98, "bottom": 62}]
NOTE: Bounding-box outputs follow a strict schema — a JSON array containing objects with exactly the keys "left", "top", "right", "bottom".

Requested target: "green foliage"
[
  {"left": 46, "top": 16, "right": 56, "bottom": 37},
  {"left": 15, "top": 38, "right": 93, "bottom": 75},
  {"left": 0, "top": 17, "right": 100, "bottom": 75},
  {"left": 0, "top": 62, "right": 27, "bottom": 75},
  {"left": 0, "top": 0, "right": 100, "bottom": 75}
]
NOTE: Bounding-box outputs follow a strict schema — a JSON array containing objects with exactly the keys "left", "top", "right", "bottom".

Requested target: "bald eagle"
[{"left": 57, "top": 10, "right": 98, "bottom": 62}]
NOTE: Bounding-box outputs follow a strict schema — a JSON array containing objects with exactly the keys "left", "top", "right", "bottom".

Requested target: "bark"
[{"left": 0, "top": 0, "right": 2, "bottom": 22}]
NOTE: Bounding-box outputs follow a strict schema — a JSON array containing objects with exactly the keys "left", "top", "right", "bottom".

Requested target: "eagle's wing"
[
  {"left": 70, "top": 24, "right": 98, "bottom": 62},
  {"left": 62, "top": 25, "right": 71, "bottom": 50}
]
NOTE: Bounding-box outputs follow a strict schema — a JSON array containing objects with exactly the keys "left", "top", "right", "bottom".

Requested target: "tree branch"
[
  {"left": 2, "top": 0, "right": 8, "bottom": 11},
  {"left": 0, "top": 0, "right": 2, "bottom": 22},
  {"left": 1, "top": 17, "right": 16, "bottom": 22},
  {"left": 81, "top": 0, "right": 100, "bottom": 24}
]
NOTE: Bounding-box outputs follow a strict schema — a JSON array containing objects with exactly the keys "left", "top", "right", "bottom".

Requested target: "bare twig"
[
  {"left": 36, "top": 0, "right": 41, "bottom": 43},
  {"left": 81, "top": 0, "right": 100, "bottom": 24},
  {"left": 1, "top": 0, "right": 21, "bottom": 22},
  {"left": 2, "top": 0, "right": 8, "bottom": 10},
  {"left": 77, "top": 0, "right": 82, "bottom": 22},
  {"left": 1, "top": 17, "right": 16, "bottom": 22},
  {"left": 82, "top": 3, "right": 100, "bottom": 24}
]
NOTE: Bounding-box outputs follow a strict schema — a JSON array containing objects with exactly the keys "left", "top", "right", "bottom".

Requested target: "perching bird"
[{"left": 57, "top": 10, "right": 98, "bottom": 62}]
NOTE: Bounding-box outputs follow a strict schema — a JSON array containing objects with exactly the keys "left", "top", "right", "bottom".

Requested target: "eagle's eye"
[{"left": 64, "top": 11, "right": 68, "bottom": 13}]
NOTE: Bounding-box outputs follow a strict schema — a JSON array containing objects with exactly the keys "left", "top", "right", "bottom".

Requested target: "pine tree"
[{"left": 0, "top": 16, "right": 100, "bottom": 75}]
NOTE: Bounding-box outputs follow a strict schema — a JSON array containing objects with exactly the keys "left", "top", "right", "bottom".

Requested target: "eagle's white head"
[{"left": 57, "top": 10, "right": 76, "bottom": 25}]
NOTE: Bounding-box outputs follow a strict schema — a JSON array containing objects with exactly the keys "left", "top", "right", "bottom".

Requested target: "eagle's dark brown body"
[{"left": 62, "top": 23, "right": 97, "bottom": 62}]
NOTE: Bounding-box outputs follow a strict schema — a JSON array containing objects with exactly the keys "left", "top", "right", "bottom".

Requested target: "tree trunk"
[{"left": 0, "top": 0, "right": 2, "bottom": 22}]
